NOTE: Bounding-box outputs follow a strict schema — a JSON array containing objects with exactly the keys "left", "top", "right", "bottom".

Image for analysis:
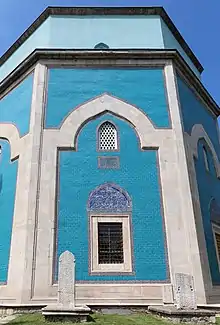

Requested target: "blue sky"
[{"left": 0, "top": 0, "right": 219, "bottom": 106}]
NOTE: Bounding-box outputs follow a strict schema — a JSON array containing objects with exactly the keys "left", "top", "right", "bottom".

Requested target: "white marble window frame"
[
  {"left": 212, "top": 223, "right": 220, "bottom": 271},
  {"left": 90, "top": 215, "right": 132, "bottom": 273}
]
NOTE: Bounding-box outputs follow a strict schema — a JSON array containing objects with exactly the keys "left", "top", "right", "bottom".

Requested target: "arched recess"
[
  {"left": 0, "top": 123, "right": 20, "bottom": 160},
  {"left": 190, "top": 124, "right": 220, "bottom": 178},
  {"left": 58, "top": 93, "right": 159, "bottom": 149}
]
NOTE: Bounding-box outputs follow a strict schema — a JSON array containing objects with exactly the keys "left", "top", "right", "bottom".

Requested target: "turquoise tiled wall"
[
  {"left": 177, "top": 77, "right": 220, "bottom": 159},
  {"left": 46, "top": 68, "right": 170, "bottom": 129},
  {"left": 57, "top": 114, "right": 168, "bottom": 282},
  {"left": 0, "top": 140, "right": 18, "bottom": 282},
  {"left": 0, "top": 74, "right": 33, "bottom": 137},
  {"left": 0, "top": 73, "right": 33, "bottom": 282},
  {"left": 177, "top": 76, "right": 220, "bottom": 285}
]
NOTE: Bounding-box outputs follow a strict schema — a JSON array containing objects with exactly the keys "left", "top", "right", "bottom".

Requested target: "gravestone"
[
  {"left": 175, "top": 273, "right": 197, "bottom": 310},
  {"left": 42, "top": 251, "right": 90, "bottom": 322},
  {"left": 58, "top": 251, "right": 75, "bottom": 307}
]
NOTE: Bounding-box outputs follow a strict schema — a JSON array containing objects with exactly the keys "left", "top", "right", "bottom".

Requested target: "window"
[
  {"left": 98, "top": 222, "right": 123, "bottom": 264},
  {"left": 215, "top": 233, "right": 220, "bottom": 260},
  {"left": 94, "top": 42, "right": 109, "bottom": 50},
  {"left": 203, "top": 145, "right": 210, "bottom": 172},
  {"left": 90, "top": 216, "right": 132, "bottom": 273},
  {"left": 88, "top": 183, "right": 133, "bottom": 274},
  {"left": 98, "top": 122, "right": 118, "bottom": 151},
  {"left": 213, "top": 224, "right": 220, "bottom": 271}
]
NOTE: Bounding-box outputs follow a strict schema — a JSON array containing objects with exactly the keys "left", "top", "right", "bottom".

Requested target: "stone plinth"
[
  {"left": 42, "top": 305, "right": 91, "bottom": 323},
  {"left": 148, "top": 305, "right": 216, "bottom": 324}
]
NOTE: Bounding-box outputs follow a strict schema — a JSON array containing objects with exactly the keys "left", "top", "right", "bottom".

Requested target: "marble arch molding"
[
  {"left": 53, "top": 93, "right": 172, "bottom": 149},
  {"left": 0, "top": 123, "right": 21, "bottom": 160},
  {"left": 189, "top": 124, "right": 220, "bottom": 178}
]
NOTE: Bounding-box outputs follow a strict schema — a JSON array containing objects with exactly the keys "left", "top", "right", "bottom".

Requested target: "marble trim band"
[{"left": 0, "top": 123, "right": 21, "bottom": 160}]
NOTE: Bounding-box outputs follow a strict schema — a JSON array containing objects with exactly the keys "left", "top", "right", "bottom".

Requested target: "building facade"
[{"left": 0, "top": 7, "right": 220, "bottom": 307}]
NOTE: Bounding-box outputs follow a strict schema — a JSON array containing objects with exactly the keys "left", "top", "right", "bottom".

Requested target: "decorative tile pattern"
[
  {"left": 98, "top": 157, "right": 119, "bottom": 169},
  {"left": 88, "top": 183, "right": 132, "bottom": 212}
]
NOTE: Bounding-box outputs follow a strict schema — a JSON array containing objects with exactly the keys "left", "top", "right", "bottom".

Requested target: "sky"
[{"left": 0, "top": 0, "right": 219, "bottom": 106}]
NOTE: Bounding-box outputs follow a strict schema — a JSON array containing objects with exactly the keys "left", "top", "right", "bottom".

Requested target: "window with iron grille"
[
  {"left": 215, "top": 232, "right": 220, "bottom": 261},
  {"left": 203, "top": 145, "right": 210, "bottom": 172},
  {"left": 98, "top": 222, "right": 124, "bottom": 264},
  {"left": 98, "top": 122, "right": 118, "bottom": 151}
]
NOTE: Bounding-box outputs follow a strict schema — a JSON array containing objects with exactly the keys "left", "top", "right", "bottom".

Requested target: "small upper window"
[
  {"left": 98, "top": 122, "right": 118, "bottom": 151},
  {"left": 94, "top": 42, "right": 109, "bottom": 50},
  {"left": 203, "top": 145, "right": 210, "bottom": 172}
]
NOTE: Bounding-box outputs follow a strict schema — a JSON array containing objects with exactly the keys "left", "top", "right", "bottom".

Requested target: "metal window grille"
[
  {"left": 99, "top": 122, "right": 117, "bottom": 150},
  {"left": 215, "top": 232, "right": 220, "bottom": 260},
  {"left": 98, "top": 222, "right": 124, "bottom": 264}
]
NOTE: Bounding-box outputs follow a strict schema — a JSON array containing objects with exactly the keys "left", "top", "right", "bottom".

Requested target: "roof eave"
[
  {"left": 0, "top": 49, "right": 217, "bottom": 116},
  {"left": 0, "top": 6, "right": 203, "bottom": 73}
]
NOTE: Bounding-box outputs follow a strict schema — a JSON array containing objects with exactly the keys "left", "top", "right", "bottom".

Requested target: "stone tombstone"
[
  {"left": 175, "top": 273, "right": 197, "bottom": 310},
  {"left": 42, "top": 251, "right": 90, "bottom": 322},
  {"left": 58, "top": 251, "right": 75, "bottom": 307}
]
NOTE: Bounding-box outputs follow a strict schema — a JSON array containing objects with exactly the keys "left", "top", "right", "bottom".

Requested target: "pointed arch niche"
[
  {"left": 47, "top": 93, "right": 170, "bottom": 283},
  {"left": 57, "top": 93, "right": 165, "bottom": 149},
  {"left": 190, "top": 124, "right": 220, "bottom": 178}
]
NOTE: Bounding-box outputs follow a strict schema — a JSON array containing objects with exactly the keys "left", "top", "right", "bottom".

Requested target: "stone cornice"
[
  {"left": 0, "top": 6, "right": 203, "bottom": 73},
  {"left": 0, "top": 49, "right": 218, "bottom": 116}
]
